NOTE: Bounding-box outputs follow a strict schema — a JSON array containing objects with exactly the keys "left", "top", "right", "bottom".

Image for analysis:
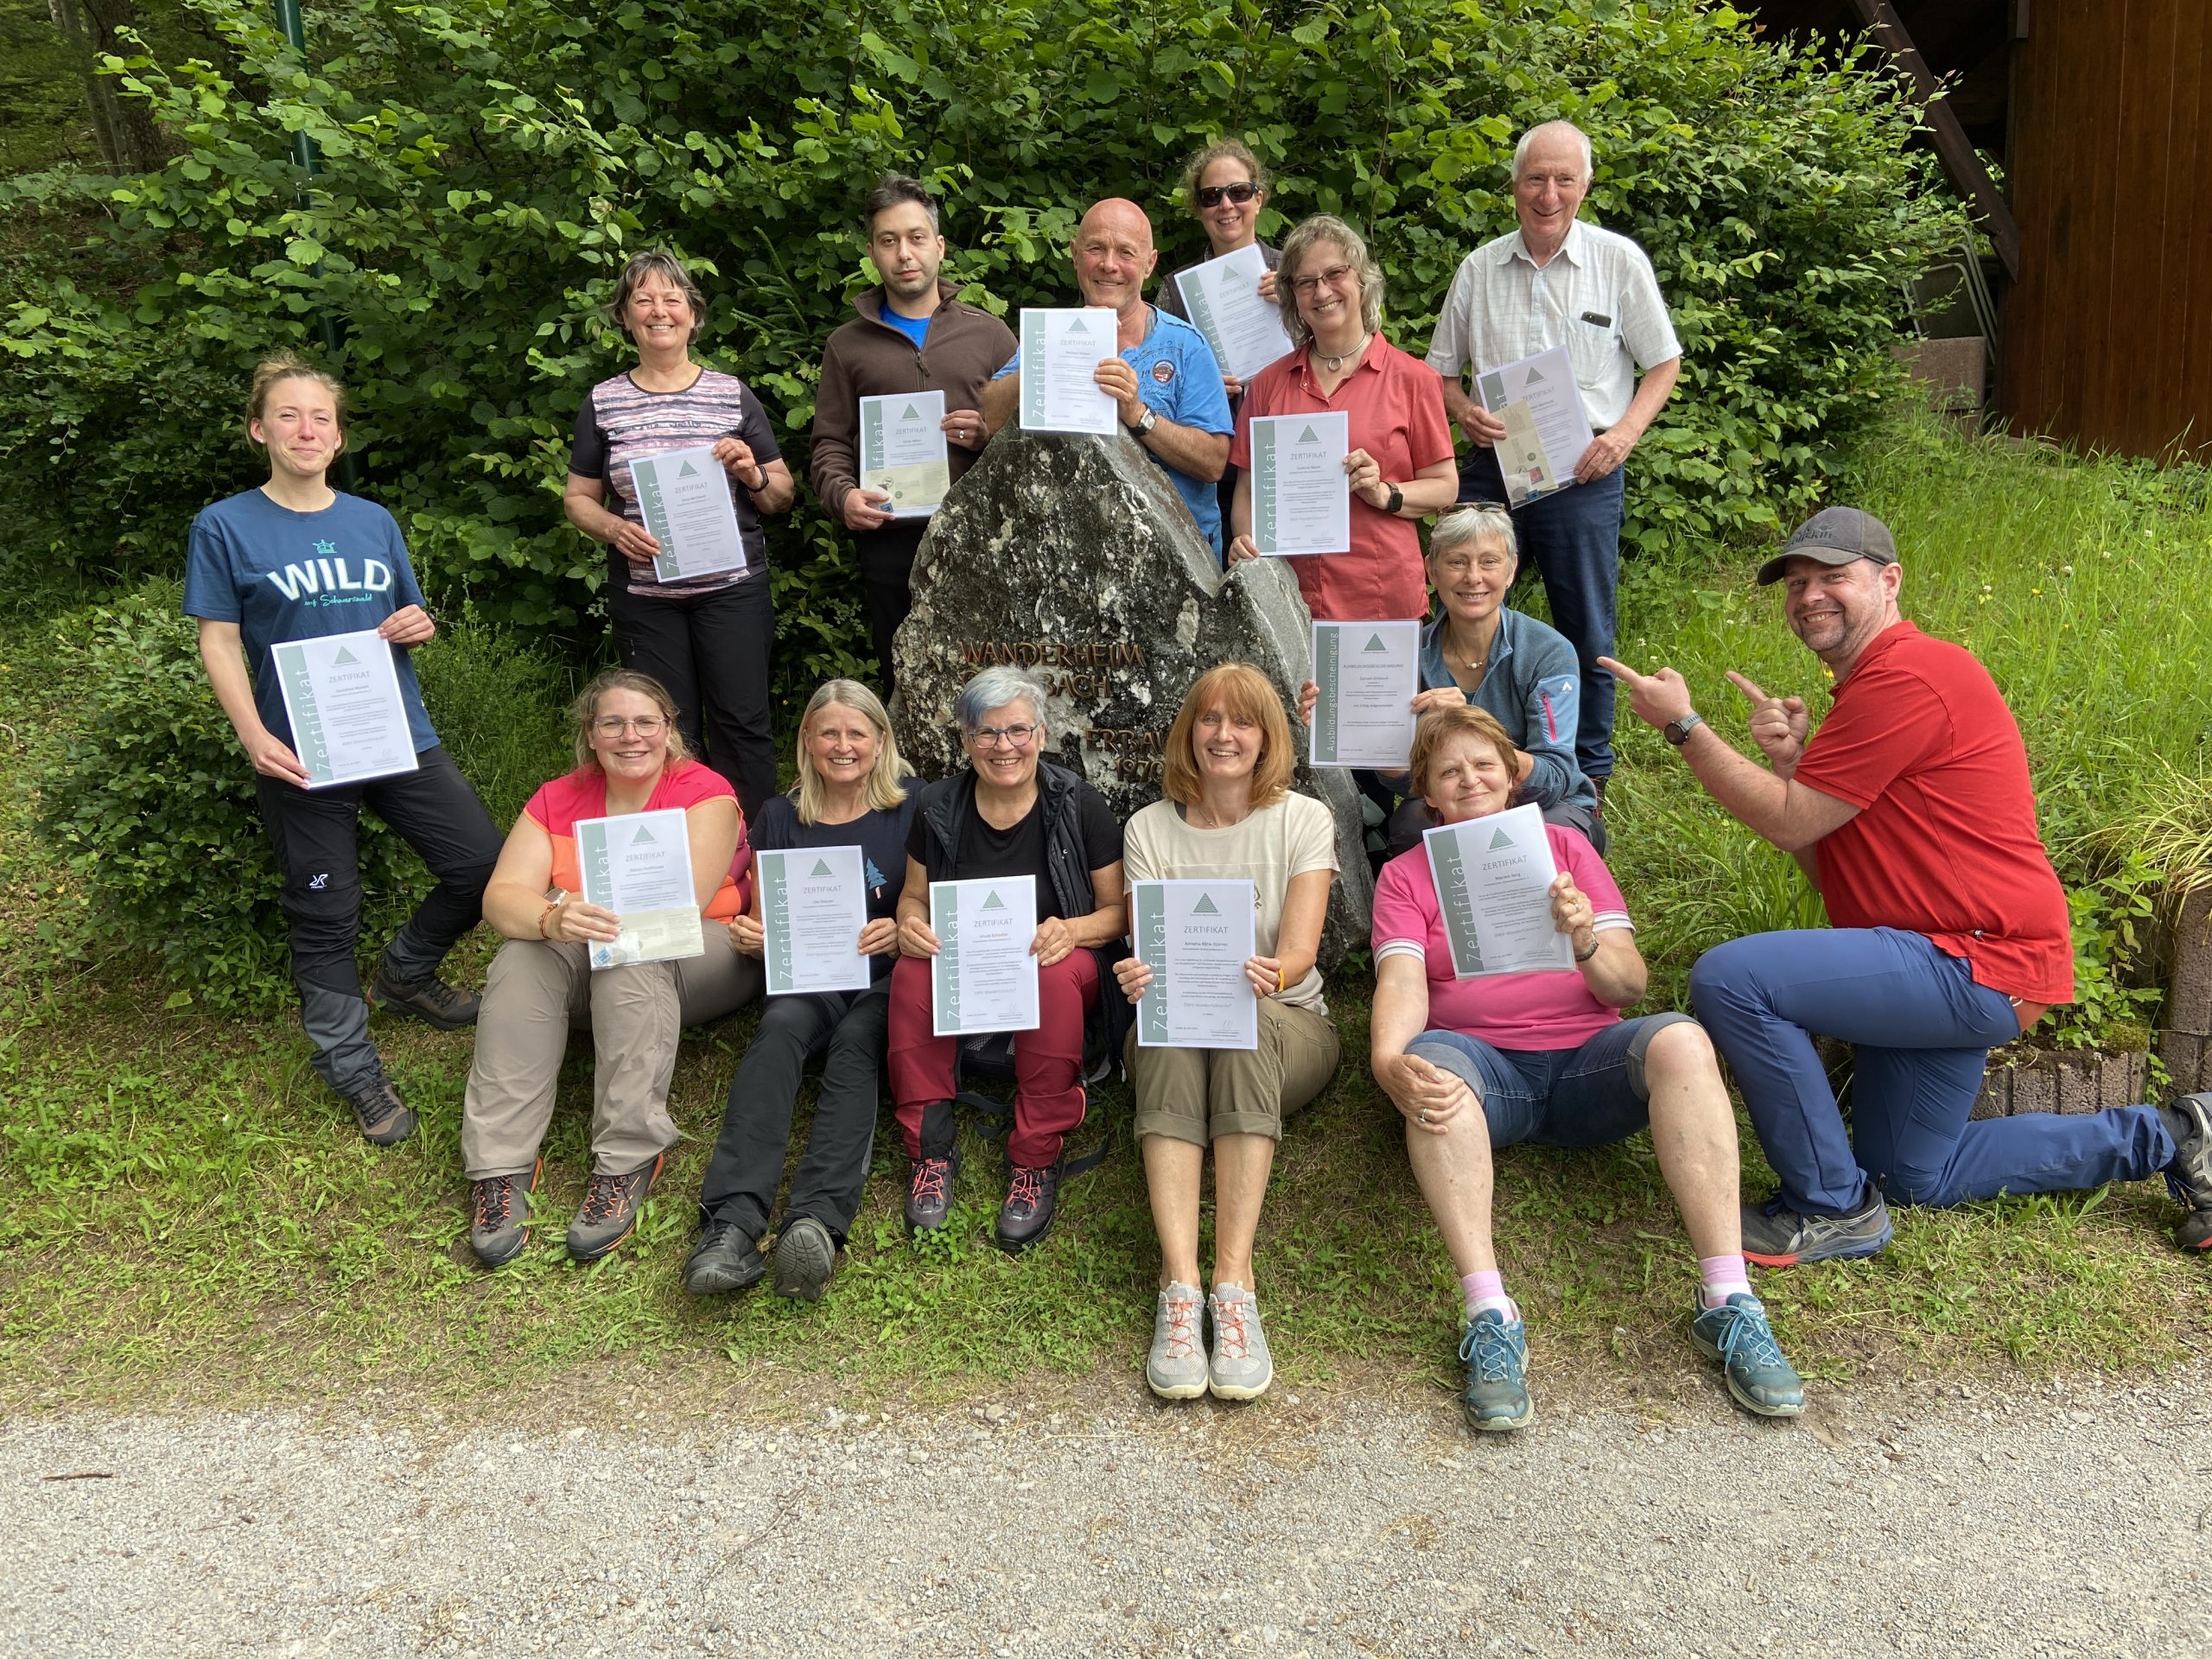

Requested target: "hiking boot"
[
  {"left": 369, "top": 964, "right": 481, "bottom": 1031},
  {"left": 2160, "top": 1093, "right": 2212, "bottom": 1212},
  {"left": 1206, "top": 1284, "right": 1274, "bottom": 1402},
  {"left": 338, "top": 1069, "right": 416, "bottom": 1147},
  {"left": 1689, "top": 1292, "right": 1806, "bottom": 1418},
  {"left": 1738, "top": 1189, "right": 1892, "bottom": 1267},
  {"left": 772, "top": 1216, "right": 837, "bottom": 1302},
  {"left": 2178, "top": 1209, "right": 2212, "bottom": 1253},
  {"left": 1459, "top": 1308, "right": 1534, "bottom": 1433},
  {"left": 906, "top": 1149, "right": 960, "bottom": 1236},
  {"left": 683, "top": 1218, "right": 765, "bottom": 1296},
  {"left": 995, "top": 1158, "right": 1063, "bottom": 1253},
  {"left": 1145, "top": 1283, "right": 1207, "bottom": 1401},
  {"left": 567, "top": 1154, "right": 663, "bottom": 1262},
  {"left": 469, "top": 1161, "right": 541, "bottom": 1268}
]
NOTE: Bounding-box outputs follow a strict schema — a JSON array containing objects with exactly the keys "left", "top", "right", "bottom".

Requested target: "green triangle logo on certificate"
[
  {"left": 1299, "top": 425, "right": 1319, "bottom": 442},
  {"left": 1192, "top": 893, "right": 1220, "bottom": 915},
  {"left": 1489, "top": 826, "right": 1516, "bottom": 849},
  {"left": 332, "top": 645, "right": 359, "bottom": 665},
  {"left": 634, "top": 825, "right": 658, "bottom": 844},
  {"left": 982, "top": 890, "right": 1007, "bottom": 910},
  {"left": 902, "top": 404, "right": 920, "bottom": 420},
  {"left": 1363, "top": 633, "right": 1389, "bottom": 652},
  {"left": 678, "top": 460, "right": 699, "bottom": 476},
  {"left": 1524, "top": 366, "right": 1544, "bottom": 385},
  {"left": 1068, "top": 316, "right": 1090, "bottom": 333},
  {"left": 810, "top": 859, "right": 833, "bottom": 877}
]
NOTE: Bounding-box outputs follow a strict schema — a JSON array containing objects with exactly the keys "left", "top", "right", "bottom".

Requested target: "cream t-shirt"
[{"left": 1122, "top": 792, "right": 1339, "bottom": 1016}]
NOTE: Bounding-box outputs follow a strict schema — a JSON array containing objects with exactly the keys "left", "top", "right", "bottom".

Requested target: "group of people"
[{"left": 183, "top": 119, "right": 2212, "bottom": 1436}]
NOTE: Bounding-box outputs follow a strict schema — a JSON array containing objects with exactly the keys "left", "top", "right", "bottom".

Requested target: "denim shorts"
[{"left": 1403, "top": 1014, "right": 1695, "bottom": 1150}]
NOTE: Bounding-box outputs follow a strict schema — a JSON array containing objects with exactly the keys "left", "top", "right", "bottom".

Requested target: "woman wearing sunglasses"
[
  {"left": 458, "top": 670, "right": 760, "bottom": 1269},
  {"left": 1226, "top": 214, "right": 1459, "bottom": 626}
]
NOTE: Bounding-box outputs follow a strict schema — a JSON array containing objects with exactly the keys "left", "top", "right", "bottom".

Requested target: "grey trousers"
[{"left": 461, "top": 928, "right": 763, "bottom": 1179}]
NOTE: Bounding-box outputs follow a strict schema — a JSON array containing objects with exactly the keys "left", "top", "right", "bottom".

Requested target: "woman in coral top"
[{"left": 459, "top": 669, "right": 760, "bottom": 1268}]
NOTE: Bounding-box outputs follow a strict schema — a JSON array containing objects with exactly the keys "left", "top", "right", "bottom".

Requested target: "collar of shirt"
[
  {"left": 1421, "top": 603, "right": 1520, "bottom": 686},
  {"left": 1290, "top": 334, "right": 1392, "bottom": 399},
  {"left": 1491, "top": 216, "right": 1590, "bottom": 273}
]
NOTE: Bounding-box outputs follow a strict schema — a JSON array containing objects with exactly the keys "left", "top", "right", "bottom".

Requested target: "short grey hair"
[
  {"left": 1512, "top": 121, "right": 1594, "bottom": 185},
  {"left": 957, "top": 666, "right": 1050, "bottom": 741},
  {"left": 1274, "top": 214, "right": 1386, "bottom": 349},
  {"left": 1430, "top": 504, "right": 1519, "bottom": 563}
]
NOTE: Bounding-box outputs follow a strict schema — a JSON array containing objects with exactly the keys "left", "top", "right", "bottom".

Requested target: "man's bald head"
[{"left": 1071, "top": 197, "right": 1159, "bottom": 315}]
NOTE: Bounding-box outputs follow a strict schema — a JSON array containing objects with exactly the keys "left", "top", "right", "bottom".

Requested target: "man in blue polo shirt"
[{"left": 982, "top": 198, "right": 1235, "bottom": 555}]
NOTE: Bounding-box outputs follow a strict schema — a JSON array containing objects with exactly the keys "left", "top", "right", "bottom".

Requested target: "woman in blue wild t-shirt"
[{"left": 183, "top": 354, "right": 504, "bottom": 1148}]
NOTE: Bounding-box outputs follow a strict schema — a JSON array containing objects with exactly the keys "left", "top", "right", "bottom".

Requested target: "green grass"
[{"left": 2, "top": 405, "right": 2209, "bottom": 1414}]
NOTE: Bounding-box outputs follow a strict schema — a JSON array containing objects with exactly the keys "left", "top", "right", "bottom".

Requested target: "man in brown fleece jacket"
[{"left": 810, "top": 173, "right": 1017, "bottom": 689}]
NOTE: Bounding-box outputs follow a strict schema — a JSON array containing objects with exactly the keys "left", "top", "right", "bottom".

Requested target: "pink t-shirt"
[
  {"left": 1370, "top": 823, "right": 1633, "bottom": 1052},
  {"left": 525, "top": 758, "right": 751, "bottom": 921}
]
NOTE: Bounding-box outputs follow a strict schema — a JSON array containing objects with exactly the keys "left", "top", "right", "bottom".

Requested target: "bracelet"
[
  {"left": 743, "top": 470, "right": 768, "bottom": 492},
  {"left": 537, "top": 897, "right": 562, "bottom": 939},
  {"left": 1276, "top": 967, "right": 1286, "bottom": 995},
  {"left": 1573, "top": 933, "right": 1601, "bottom": 963}
]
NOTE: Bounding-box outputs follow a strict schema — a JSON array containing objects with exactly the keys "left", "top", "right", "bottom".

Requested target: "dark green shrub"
[{"left": 35, "top": 577, "right": 569, "bottom": 1005}]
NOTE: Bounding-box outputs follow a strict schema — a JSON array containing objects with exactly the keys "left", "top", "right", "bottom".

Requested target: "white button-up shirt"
[{"left": 1426, "top": 218, "right": 1681, "bottom": 432}]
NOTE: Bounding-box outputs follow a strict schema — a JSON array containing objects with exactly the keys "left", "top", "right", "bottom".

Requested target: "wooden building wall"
[{"left": 2000, "top": 1, "right": 2212, "bottom": 458}]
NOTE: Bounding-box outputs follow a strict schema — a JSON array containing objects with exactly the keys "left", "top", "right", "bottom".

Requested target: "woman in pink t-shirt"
[
  {"left": 458, "top": 669, "right": 760, "bottom": 1270},
  {"left": 1368, "top": 705, "right": 1800, "bottom": 1432}
]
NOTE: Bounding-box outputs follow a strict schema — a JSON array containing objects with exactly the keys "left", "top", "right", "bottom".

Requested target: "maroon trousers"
[{"left": 887, "top": 949, "right": 1100, "bottom": 1167}]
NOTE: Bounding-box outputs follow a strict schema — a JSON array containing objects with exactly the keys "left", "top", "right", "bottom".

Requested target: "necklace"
[
  {"left": 1317, "top": 334, "right": 1371, "bottom": 374},
  {"left": 1446, "top": 623, "right": 1495, "bottom": 674}
]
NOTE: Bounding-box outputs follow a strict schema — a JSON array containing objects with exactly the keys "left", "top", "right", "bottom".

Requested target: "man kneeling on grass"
[{"left": 1602, "top": 507, "right": 2212, "bottom": 1265}]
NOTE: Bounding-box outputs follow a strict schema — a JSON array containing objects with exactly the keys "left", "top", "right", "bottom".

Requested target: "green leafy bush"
[
  {"left": 0, "top": 0, "right": 1948, "bottom": 705},
  {"left": 35, "top": 577, "right": 569, "bottom": 1005}
]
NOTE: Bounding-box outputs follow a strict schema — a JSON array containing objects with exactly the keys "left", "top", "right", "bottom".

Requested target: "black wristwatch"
[
  {"left": 1383, "top": 483, "right": 1404, "bottom": 515},
  {"left": 1128, "top": 406, "right": 1159, "bottom": 439},
  {"left": 1662, "top": 711, "right": 1705, "bottom": 747}
]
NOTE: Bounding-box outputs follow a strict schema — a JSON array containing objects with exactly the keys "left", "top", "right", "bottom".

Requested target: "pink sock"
[
  {"left": 1700, "top": 1254, "right": 1753, "bottom": 1309},
  {"left": 1461, "top": 1269, "right": 1515, "bottom": 1321}
]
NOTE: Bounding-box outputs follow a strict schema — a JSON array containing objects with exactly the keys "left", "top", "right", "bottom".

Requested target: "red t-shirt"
[
  {"left": 1231, "top": 335, "right": 1455, "bottom": 622},
  {"left": 1793, "top": 621, "right": 2073, "bottom": 1004},
  {"left": 525, "top": 758, "right": 751, "bottom": 922}
]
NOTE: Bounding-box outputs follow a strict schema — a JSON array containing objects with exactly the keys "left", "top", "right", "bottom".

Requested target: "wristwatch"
[
  {"left": 1383, "top": 483, "right": 1404, "bottom": 515},
  {"left": 1662, "top": 711, "right": 1706, "bottom": 747},
  {"left": 1128, "top": 406, "right": 1159, "bottom": 439}
]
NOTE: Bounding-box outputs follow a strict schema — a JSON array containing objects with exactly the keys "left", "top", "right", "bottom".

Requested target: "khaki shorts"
[{"left": 1127, "top": 998, "right": 1341, "bottom": 1146}]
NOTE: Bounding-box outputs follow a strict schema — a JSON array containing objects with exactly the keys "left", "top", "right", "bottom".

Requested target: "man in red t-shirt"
[{"left": 1600, "top": 508, "right": 2212, "bottom": 1263}]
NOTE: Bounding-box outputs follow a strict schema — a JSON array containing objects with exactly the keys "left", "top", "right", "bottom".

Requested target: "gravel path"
[{"left": 4, "top": 1367, "right": 2207, "bottom": 1658}]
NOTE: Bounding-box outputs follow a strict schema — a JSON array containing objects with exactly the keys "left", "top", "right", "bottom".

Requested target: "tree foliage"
[{"left": 1, "top": 0, "right": 1950, "bottom": 698}]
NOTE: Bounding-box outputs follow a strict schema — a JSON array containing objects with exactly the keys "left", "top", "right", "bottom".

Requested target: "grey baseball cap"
[{"left": 1756, "top": 506, "right": 1899, "bottom": 585}]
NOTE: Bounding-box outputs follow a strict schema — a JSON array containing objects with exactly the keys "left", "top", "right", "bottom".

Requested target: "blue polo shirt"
[
  {"left": 995, "top": 305, "right": 1235, "bottom": 553},
  {"left": 182, "top": 487, "right": 440, "bottom": 755}
]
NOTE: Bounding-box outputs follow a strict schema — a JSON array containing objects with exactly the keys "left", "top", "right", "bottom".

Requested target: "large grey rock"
[{"left": 891, "top": 426, "right": 1374, "bottom": 965}]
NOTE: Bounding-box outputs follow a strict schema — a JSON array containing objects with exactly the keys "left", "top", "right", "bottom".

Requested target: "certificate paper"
[
  {"left": 1422, "top": 804, "right": 1573, "bottom": 979},
  {"left": 1018, "top": 308, "right": 1121, "bottom": 435},
  {"left": 930, "top": 875, "right": 1042, "bottom": 1036},
  {"left": 759, "top": 846, "right": 872, "bottom": 996},
  {"left": 1173, "top": 245, "right": 1293, "bottom": 383},
  {"left": 576, "top": 807, "right": 705, "bottom": 969},
  {"left": 628, "top": 444, "right": 750, "bottom": 583},
  {"left": 270, "top": 628, "right": 420, "bottom": 790},
  {"left": 1249, "top": 411, "right": 1351, "bottom": 556},
  {"left": 1133, "top": 880, "right": 1258, "bottom": 1051},
  {"left": 1309, "top": 619, "right": 1420, "bottom": 769},
  {"left": 859, "top": 390, "right": 950, "bottom": 518},
  {"left": 1477, "top": 346, "right": 1594, "bottom": 509}
]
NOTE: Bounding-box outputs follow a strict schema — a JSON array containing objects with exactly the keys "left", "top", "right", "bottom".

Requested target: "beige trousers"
[
  {"left": 1126, "top": 998, "right": 1342, "bottom": 1146},
  {"left": 460, "top": 928, "right": 763, "bottom": 1179}
]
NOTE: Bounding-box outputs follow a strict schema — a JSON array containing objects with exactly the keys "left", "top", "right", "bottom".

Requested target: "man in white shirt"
[{"left": 1427, "top": 121, "right": 1682, "bottom": 811}]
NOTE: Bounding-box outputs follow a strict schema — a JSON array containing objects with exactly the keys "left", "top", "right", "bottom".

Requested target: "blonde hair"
[
  {"left": 1160, "top": 664, "right": 1294, "bottom": 810},
  {"left": 1274, "top": 214, "right": 1387, "bottom": 349},
  {"left": 245, "top": 352, "right": 348, "bottom": 447},
  {"left": 1407, "top": 704, "right": 1516, "bottom": 803},
  {"left": 570, "top": 669, "right": 689, "bottom": 771},
  {"left": 1179, "top": 137, "right": 1272, "bottom": 204},
  {"left": 794, "top": 680, "right": 909, "bottom": 824}
]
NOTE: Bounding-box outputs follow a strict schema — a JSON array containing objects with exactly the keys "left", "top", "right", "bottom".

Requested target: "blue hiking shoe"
[
  {"left": 1690, "top": 1293, "right": 1806, "bottom": 1418},
  {"left": 1458, "top": 1309, "right": 1534, "bottom": 1433}
]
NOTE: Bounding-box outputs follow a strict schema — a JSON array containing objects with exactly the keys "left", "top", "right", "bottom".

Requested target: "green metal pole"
[{"left": 271, "top": 0, "right": 360, "bottom": 486}]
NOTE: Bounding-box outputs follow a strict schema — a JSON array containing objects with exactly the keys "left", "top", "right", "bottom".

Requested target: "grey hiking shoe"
[
  {"left": 469, "top": 1160, "right": 540, "bottom": 1268},
  {"left": 1739, "top": 1190, "right": 1892, "bottom": 1267},
  {"left": 338, "top": 1069, "right": 416, "bottom": 1147},
  {"left": 2160, "top": 1093, "right": 2212, "bottom": 1224},
  {"left": 1206, "top": 1284, "right": 1273, "bottom": 1401},
  {"left": 683, "top": 1219, "right": 765, "bottom": 1295},
  {"left": 772, "top": 1216, "right": 837, "bottom": 1302},
  {"left": 1145, "top": 1283, "right": 1207, "bottom": 1401},
  {"left": 369, "top": 965, "right": 480, "bottom": 1031},
  {"left": 566, "top": 1154, "right": 663, "bottom": 1262}
]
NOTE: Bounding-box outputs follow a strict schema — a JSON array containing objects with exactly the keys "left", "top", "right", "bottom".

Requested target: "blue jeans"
[
  {"left": 1458, "top": 446, "right": 1627, "bottom": 781},
  {"left": 1690, "top": 928, "right": 2174, "bottom": 1214},
  {"left": 1405, "top": 1014, "right": 1694, "bottom": 1148}
]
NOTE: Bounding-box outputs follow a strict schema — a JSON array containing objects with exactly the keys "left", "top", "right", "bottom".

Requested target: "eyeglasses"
[
  {"left": 968, "top": 722, "right": 1039, "bottom": 750},
  {"left": 1194, "top": 181, "right": 1260, "bottom": 209},
  {"left": 1290, "top": 263, "right": 1357, "bottom": 297},
  {"left": 1433, "top": 552, "right": 1516, "bottom": 576},
  {"left": 593, "top": 716, "right": 667, "bottom": 738}
]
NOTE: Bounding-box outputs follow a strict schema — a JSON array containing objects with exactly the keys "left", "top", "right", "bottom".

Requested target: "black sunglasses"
[{"left": 1194, "top": 181, "right": 1261, "bottom": 209}]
